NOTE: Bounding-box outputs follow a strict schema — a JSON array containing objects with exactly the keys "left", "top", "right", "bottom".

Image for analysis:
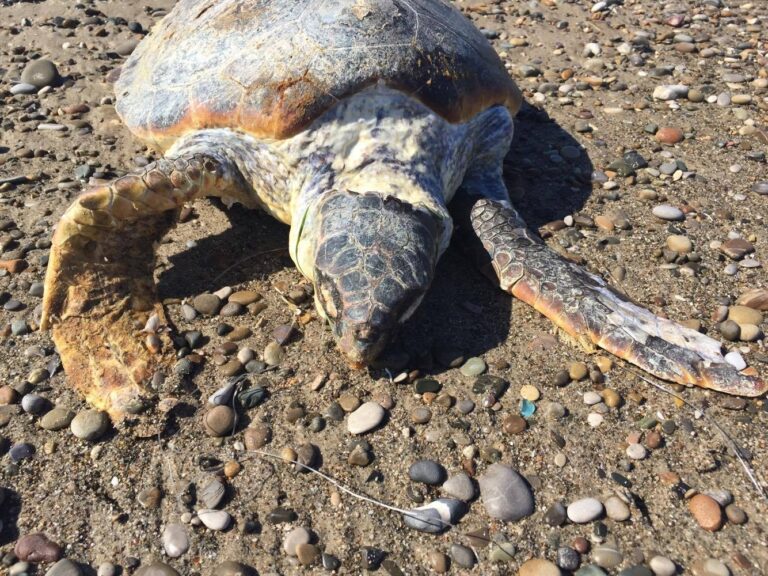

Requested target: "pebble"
[
  {"left": 520, "top": 384, "right": 540, "bottom": 401},
  {"left": 347, "top": 401, "right": 385, "bottom": 434},
  {"left": 441, "top": 472, "right": 476, "bottom": 501},
  {"left": 192, "top": 293, "right": 221, "bottom": 315},
  {"left": 45, "top": 559, "right": 82, "bottom": 576},
  {"left": 626, "top": 443, "right": 647, "bottom": 460},
  {"left": 604, "top": 495, "right": 630, "bottom": 521},
  {"left": 459, "top": 357, "right": 486, "bottom": 376},
  {"left": 724, "top": 351, "right": 746, "bottom": 371},
  {"left": 212, "top": 561, "right": 255, "bottom": 576},
  {"left": 689, "top": 558, "right": 730, "bottom": 576},
  {"left": 576, "top": 566, "right": 607, "bottom": 576},
  {"left": 489, "top": 541, "right": 516, "bottom": 562},
  {"left": 752, "top": 181, "right": 768, "bottom": 195},
  {"left": 667, "top": 235, "right": 692, "bottom": 253},
  {"left": 409, "top": 460, "right": 446, "bottom": 485},
  {"left": 724, "top": 503, "right": 747, "bottom": 524},
  {"left": 519, "top": 558, "right": 562, "bottom": 576},
  {"left": 10, "top": 82, "right": 37, "bottom": 95},
  {"left": 648, "top": 556, "right": 676, "bottom": 576},
  {"left": 478, "top": 463, "right": 534, "bottom": 521},
  {"left": 593, "top": 543, "right": 623, "bottom": 569},
  {"left": 403, "top": 498, "right": 465, "bottom": 533},
  {"left": 198, "top": 509, "right": 231, "bottom": 531},
  {"left": 567, "top": 497, "right": 604, "bottom": 523},
  {"left": 655, "top": 127, "right": 684, "bottom": 144},
  {"left": 14, "top": 533, "right": 62, "bottom": 562},
  {"left": 21, "top": 393, "right": 49, "bottom": 414},
  {"left": 583, "top": 391, "right": 602, "bottom": 405},
  {"left": 569, "top": 361, "right": 588, "bottom": 380},
  {"left": 10, "top": 442, "right": 35, "bottom": 461},
  {"left": 161, "top": 523, "right": 189, "bottom": 558},
  {"left": 652, "top": 205, "right": 684, "bottom": 221},
  {"left": 283, "top": 526, "right": 311, "bottom": 555},
  {"left": 244, "top": 423, "right": 271, "bottom": 450},
  {"left": 728, "top": 305, "right": 762, "bottom": 326},
  {"left": 135, "top": 562, "right": 180, "bottom": 576},
  {"left": 557, "top": 547, "right": 580, "bottom": 571},
  {"left": 70, "top": 410, "right": 109, "bottom": 441},
  {"left": 21, "top": 59, "right": 59, "bottom": 88},
  {"left": 688, "top": 494, "right": 723, "bottom": 531},
  {"left": 199, "top": 478, "right": 226, "bottom": 509},
  {"left": 428, "top": 550, "right": 449, "bottom": 573},
  {"left": 450, "top": 544, "right": 476, "bottom": 568},
  {"left": 502, "top": 414, "right": 527, "bottom": 434},
  {"left": 653, "top": 84, "right": 688, "bottom": 100},
  {"left": 263, "top": 342, "right": 285, "bottom": 366},
  {"left": 204, "top": 405, "right": 236, "bottom": 437},
  {"left": 545, "top": 502, "right": 567, "bottom": 526}
]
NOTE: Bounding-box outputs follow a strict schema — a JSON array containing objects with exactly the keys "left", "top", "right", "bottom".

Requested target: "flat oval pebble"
[
  {"left": 604, "top": 495, "right": 630, "bottom": 521},
  {"left": 567, "top": 497, "right": 604, "bottom": 523},
  {"left": 135, "top": 562, "right": 180, "bottom": 576},
  {"left": 441, "top": 472, "right": 476, "bottom": 501},
  {"left": 40, "top": 407, "right": 75, "bottom": 430},
  {"left": 488, "top": 541, "right": 516, "bottom": 563},
  {"left": 649, "top": 556, "right": 676, "bottom": 576},
  {"left": 70, "top": 410, "right": 109, "bottom": 441},
  {"left": 199, "top": 478, "right": 226, "bottom": 509},
  {"left": 576, "top": 566, "right": 607, "bottom": 576},
  {"left": 478, "top": 463, "right": 534, "bottom": 521},
  {"left": 592, "top": 543, "right": 623, "bottom": 569},
  {"left": 198, "top": 509, "right": 231, "bottom": 531},
  {"left": 519, "top": 558, "right": 562, "bottom": 576},
  {"left": 408, "top": 459, "right": 446, "bottom": 485},
  {"left": 212, "top": 561, "right": 255, "bottom": 576},
  {"left": 626, "top": 443, "right": 647, "bottom": 460},
  {"left": 347, "top": 401, "right": 385, "bottom": 434},
  {"left": 204, "top": 405, "right": 236, "bottom": 437},
  {"left": 403, "top": 498, "right": 465, "bottom": 533},
  {"left": 652, "top": 205, "right": 684, "bottom": 221},
  {"left": 45, "top": 559, "right": 82, "bottom": 576},
  {"left": 14, "top": 533, "right": 62, "bottom": 562},
  {"left": 21, "top": 59, "right": 59, "bottom": 88},
  {"left": 450, "top": 544, "right": 476, "bottom": 568},
  {"left": 459, "top": 356, "right": 486, "bottom": 376},
  {"left": 688, "top": 494, "right": 723, "bottom": 531},
  {"left": 690, "top": 558, "right": 730, "bottom": 576},
  {"left": 161, "top": 523, "right": 189, "bottom": 558}
]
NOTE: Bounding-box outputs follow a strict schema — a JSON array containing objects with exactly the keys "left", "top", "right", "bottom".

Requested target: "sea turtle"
[{"left": 40, "top": 0, "right": 765, "bottom": 422}]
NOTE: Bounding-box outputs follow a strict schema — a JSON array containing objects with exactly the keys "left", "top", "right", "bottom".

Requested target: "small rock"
[
  {"left": 193, "top": 293, "right": 221, "bottom": 315},
  {"left": 403, "top": 498, "right": 465, "bottom": 533},
  {"left": 604, "top": 495, "right": 630, "bottom": 521},
  {"left": 688, "top": 494, "right": 723, "bottom": 531},
  {"left": 211, "top": 561, "right": 255, "bottom": 576},
  {"left": 21, "top": 59, "right": 59, "bottom": 88},
  {"left": 198, "top": 509, "right": 231, "bottom": 531},
  {"left": 689, "top": 558, "right": 730, "bottom": 576},
  {"left": 283, "top": 526, "right": 311, "bottom": 556},
  {"left": 728, "top": 305, "right": 762, "bottom": 326},
  {"left": 567, "top": 497, "right": 604, "bottom": 523},
  {"left": 478, "top": 463, "right": 534, "bottom": 521},
  {"left": 263, "top": 342, "right": 285, "bottom": 366},
  {"left": 648, "top": 556, "right": 676, "bottom": 576},
  {"left": 652, "top": 205, "right": 684, "bottom": 221},
  {"left": 45, "top": 559, "right": 82, "bottom": 576},
  {"left": 460, "top": 357, "right": 486, "bottom": 376},
  {"left": 519, "top": 558, "right": 562, "bottom": 576},
  {"left": 70, "top": 410, "right": 109, "bottom": 441},
  {"left": 409, "top": 459, "right": 446, "bottom": 485},
  {"left": 347, "top": 401, "right": 385, "bottom": 434},
  {"left": 199, "top": 478, "right": 226, "bottom": 509},
  {"left": 14, "top": 533, "right": 62, "bottom": 562},
  {"left": 135, "top": 562, "right": 180, "bottom": 576},
  {"left": 204, "top": 405, "right": 236, "bottom": 437},
  {"left": 442, "top": 472, "right": 477, "bottom": 501},
  {"left": 161, "top": 524, "right": 189, "bottom": 558},
  {"left": 667, "top": 235, "right": 692, "bottom": 253}
]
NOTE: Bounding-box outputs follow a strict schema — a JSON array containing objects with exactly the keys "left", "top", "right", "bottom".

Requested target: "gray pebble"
[
  {"left": 459, "top": 357, "right": 486, "bottom": 377},
  {"left": 21, "top": 393, "right": 49, "bottom": 415},
  {"left": 441, "top": 472, "right": 476, "bottom": 501},
  {"left": 198, "top": 509, "right": 231, "bottom": 531},
  {"left": 10, "top": 83, "right": 37, "bottom": 95},
  {"left": 40, "top": 407, "right": 75, "bottom": 431},
  {"left": 478, "top": 463, "right": 534, "bottom": 521},
  {"left": 283, "top": 526, "right": 311, "bottom": 556},
  {"left": 211, "top": 561, "right": 256, "bottom": 576},
  {"left": 70, "top": 409, "right": 109, "bottom": 441},
  {"left": 11, "top": 319, "right": 29, "bottom": 336},
  {"left": 450, "top": 544, "right": 476, "bottom": 568},
  {"left": 199, "top": 478, "right": 226, "bottom": 509},
  {"left": 652, "top": 205, "right": 684, "bottom": 221},
  {"left": 21, "top": 59, "right": 59, "bottom": 88},
  {"left": 557, "top": 546, "right": 580, "bottom": 571},
  {"left": 208, "top": 382, "right": 237, "bottom": 406},
  {"left": 161, "top": 523, "right": 189, "bottom": 558},
  {"left": 192, "top": 293, "right": 221, "bottom": 315},
  {"left": 752, "top": 181, "right": 768, "bottom": 195},
  {"left": 408, "top": 459, "right": 446, "bottom": 485},
  {"left": 96, "top": 563, "right": 117, "bottom": 576},
  {"left": 45, "top": 559, "right": 82, "bottom": 576},
  {"left": 135, "top": 562, "right": 180, "bottom": 576}
]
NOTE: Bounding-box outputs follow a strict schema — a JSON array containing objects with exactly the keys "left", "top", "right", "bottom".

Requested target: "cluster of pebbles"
[{"left": 0, "top": 0, "right": 767, "bottom": 574}]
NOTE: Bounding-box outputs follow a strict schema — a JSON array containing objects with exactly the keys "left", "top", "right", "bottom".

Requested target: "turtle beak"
[{"left": 311, "top": 191, "right": 442, "bottom": 368}]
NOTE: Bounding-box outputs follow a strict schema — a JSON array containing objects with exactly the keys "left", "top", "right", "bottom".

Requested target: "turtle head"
[{"left": 296, "top": 191, "right": 443, "bottom": 368}]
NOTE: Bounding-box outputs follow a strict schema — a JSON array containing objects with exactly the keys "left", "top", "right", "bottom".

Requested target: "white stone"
[
  {"left": 583, "top": 391, "right": 602, "bottom": 405},
  {"left": 161, "top": 523, "right": 189, "bottom": 558},
  {"left": 724, "top": 351, "right": 747, "bottom": 371},
  {"left": 197, "top": 509, "right": 231, "bottom": 531},
  {"left": 649, "top": 555, "right": 676, "bottom": 576},
  {"left": 587, "top": 413, "right": 604, "bottom": 427},
  {"left": 626, "top": 443, "right": 647, "bottom": 460},
  {"left": 604, "top": 495, "right": 631, "bottom": 521},
  {"left": 283, "top": 526, "right": 311, "bottom": 556},
  {"left": 347, "top": 401, "right": 385, "bottom": 434},
  {"left": 566, "top": 497, "right": 604, "bottom": 523}
]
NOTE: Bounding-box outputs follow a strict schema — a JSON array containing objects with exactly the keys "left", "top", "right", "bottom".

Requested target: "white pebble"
[
  {"left": 649, "top": 555, "right": 676, "bottom": 576},
  {"left": 626, "top": 443, "right": 647, "bottom": 460},
  {"left": 724, "top": 351, "right": 747, "bottom": 371},
  {"left": 583, "top": 391, "right": 602, "bottom": 405},
  {"left": 347, "top": 401, "right": 385, "bottom": 434},
  {"left": 197, "top": 509, "right": 231, "bottom": 531},
  {"left": 587, "top": 413, "right": 604, "bottom": 427},
  {"left": 567, "top": 497, "right": 604, "bottom": 523}
]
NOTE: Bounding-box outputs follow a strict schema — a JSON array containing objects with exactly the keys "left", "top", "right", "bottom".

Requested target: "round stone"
[
  {"left": 460, "top": 357, "right": 486, "bottom": 377},
  {"left": 519, "top": 558, "right": 561, "bottom": 576},
  {"left": 192, "top": 293, "right": 221, "bottom": 315},
  {"left": 724, "top": 504, "right": 747, "bottom": 524},
  {"left": 14, "top": 533, "right": 62, "bottom": 562},
  {"left": 689, "top": 558, "right": 730, "bottom": 576},
  {"left": 45, "top": 559, "right": 83, "bottom": 576},
  {"left": 478, "top": 463, "right": 534, "bottom": 521},
  {"left": 161, "top": 523, "right": 189, "bottom": 558},
  {"left": 21, "top": 393, "right": 49, "bottom": 414},
  {"left": 720, "top": 320, "right": 741, "bottom": 341},
  {"left": 652, "top": 205, "right": 684, "bottom": 221},
  {"left": 283, "top": 526, "right": 311, "bottom": 556},
  {"left": 204, "top": 405, "right": 236, "bottom": 437},
  {"left": 688, "top": 494, "right": 723, "bottom": 531},
  {"left": 739, "top": 324, "right": 761, "bottom": 342},
  {"left": 427, "top": 550, "right": 449, "bottom": 573},
  {"left": 409, "top": 460, "right": 446, "bottom": 485},
  {"left": 567, "top": 497, "right": 604, "bottom": 523},
  {"left": 244, "top": 423, "right": 271, "bottom": 450},
  {"left": 502, "top": 414, "right": 527, "bottom": 434},
  {"left": 655, "top": 126, "right": 684, "bottom": 144},
  {"left": 667, "top": 235, "right": 692, "bottom": 253},
  {"left": 198, "top": 509, "right": 231, "bottom": 531},
  {"left": 544, "top": 402, "right": 566, "bottom": 420},
  {"left": 70, "top": 410, "right": 109, "bottom": 441},
  {"left": 569, "top": 362, "right": 588, "bottom": 380},
  {"left": 604, "top": 495, "right": 630, "bottom": 521},
  {"left": 296, "top": 543, "right": 320, "bottom": 566},
  {"left": 347, "top": 401, "right": 385, "bottom": 434},
  {"left": 557, "top": 547, "right": 581, "bottom": 571},
  {"left": 263, "top": 342, "right": 285, "bottom": 366},
  {"left": 212, "top": 561, "right": 255, "bottom": 576},
  {"left": 135, "top": 562, "right": 180, "bottom": 576},
  {"left": 441, "top": 472, "right": 476, "bottom": 501},
  {"left": 593, "top": 544, "right": 623, "bottom": 569},
  {"left": 626, "top": 443, "right": 647, "bottom": 460},
  {"left": 728, "top": 305, "right": 763, "bottom": 326},
  {"left": 520, "top": 384, "right": 540, "bottom": 401},
  {"left": 545, "top": 502, "right": 567, "bottom": 526},
  {"left": 649, "top": 556, "right": 676, "bottom": 576},
  {"left": 21, "top": 59, "right": 59, "bottom": 88}
]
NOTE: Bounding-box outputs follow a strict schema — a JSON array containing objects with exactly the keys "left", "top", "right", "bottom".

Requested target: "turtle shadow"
[
  {"left": 394, "top": 101, "right": 594, "bottom": 367},
  {"left": 157, "top": 202, "right": 290, "bottom": 300},
  {"left": 0, "top": 487, "right": 21, "bottom": 546}
]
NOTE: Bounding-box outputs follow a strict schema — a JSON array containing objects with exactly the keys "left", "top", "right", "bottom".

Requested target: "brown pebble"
[
  {"left": 244, "top": 423, "right": 271, "bottom": 450},
  {"left": 14, "top": 533, "right": 62, "bottom": 563},
  {"left": 573, "top": 536, "right": 590, "bottom": 554},
  {"left": 736, "top": 288, "right": 768, "bottom": 311},
  {"left": 594, "top": 356, "right": 613, "bottom": 373},
  {"left": 645, "top": 430, "right": 663, "bottom": 449},
  {"left": 725, "top": 504, "right": 747, "bottom": 525},
  {"left": 731, "top": 552, "right": 753, "bottom": 570},
  {"left": 0, "top": 259, "right": 28, "bottom": 274},
  {"left": 502, "top": 414, "right": 527, "bottom": 434},
  {"left": 338, "top": 393, "right": 361, "bottom": 412},
  {"left": 204, "top": 405, "right": 236, "bottom": 437},
  {"left": 220, "top": 359, "right": 243, "bottom": 377},
  {"left": 224, "top": 459, "right": 242, "bottom": 478},
  {"left": 296, "top": 543, "right": 319, "bottom": 566},
  {"left": 227, "top": 326, "right": 252, "bottom": 342},
  {"left": 228, "top": 290, "right": 262, "bottom": 306},
  {"left": 519, "top": 558, "right": 561, "bottom": 576},
  {"left": 428, "top": 550, "right": 449, "bottom": 574},
  {"left": 569, "top": 362, "right": 588, "bottom": 381},
  {"left": 688, "top": 494, "right": 724, "bottom": 531},
  {"left": 0, "top": 385, "right": 20, "bottom": 405},
  {"left": 601, "top": 388, "right": 622, "bottom": 408},
  {"left": 655, "top": 126, "right": 684, "bottom": 144},
  {"left": 659, "top": 471, "right": 680, "bottom": 485}
]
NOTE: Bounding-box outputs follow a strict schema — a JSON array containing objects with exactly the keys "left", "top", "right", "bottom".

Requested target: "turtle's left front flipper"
[
  {"left": 457, "top": 197, "right": 766, "bottom": 397},
  {"left": 41, "top": 153, "right": 248, "bottom": 423}
]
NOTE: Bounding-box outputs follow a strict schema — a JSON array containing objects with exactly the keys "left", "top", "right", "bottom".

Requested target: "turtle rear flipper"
[
  {"left": 41, "top": 150, "right": 252, "bottom": 423},
  {"left": 456, "top": 197, "right": 766, "bottom": 397}
]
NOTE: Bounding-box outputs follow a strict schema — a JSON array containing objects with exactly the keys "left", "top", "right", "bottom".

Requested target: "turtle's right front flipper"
[
  {"left": 458, "top": 197, "right": 766, "bottom": 397},
  {"left": 41, "top": 153, "right": 248, "bottom": 422}
]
